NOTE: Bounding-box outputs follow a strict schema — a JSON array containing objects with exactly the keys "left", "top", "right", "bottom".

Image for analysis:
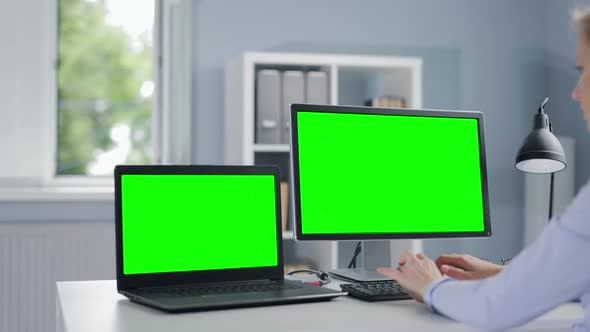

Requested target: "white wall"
[{"left": 0, "top": 0, "right": 54, "bottom": 182}]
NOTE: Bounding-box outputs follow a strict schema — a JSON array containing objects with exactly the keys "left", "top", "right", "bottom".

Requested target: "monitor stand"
[{"left": 328, "top": 240, "right": 394, "bottom": 282}]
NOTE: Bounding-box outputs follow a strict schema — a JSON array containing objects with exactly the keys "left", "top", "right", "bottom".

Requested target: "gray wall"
[
  {"left": 4, "top": 0, "right": 584, "bottom": 263},
  {"left": 545, "top": 1, "right": 590, "bottom": 192},
  {"left": 0, "top": 202, "right": 113, "bottom": 223},
  {"left": 191, "top": 0, "right": 548, "bottom": 261}
]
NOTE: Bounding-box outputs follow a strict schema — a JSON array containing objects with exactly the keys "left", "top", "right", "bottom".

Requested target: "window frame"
[
  {"left": 43, "top": 0, "right": 195, "bottom": 191},
  {"left": 44, "top": 0, "right": 163, "bottom": 187},
  {"left": 0, "top": 0, "right": 192, "bottom": 201}
]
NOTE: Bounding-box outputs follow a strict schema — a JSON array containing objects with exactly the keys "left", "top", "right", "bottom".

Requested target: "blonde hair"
[{"left": 573, "top": 7, "right": 590, "bottom": 44}]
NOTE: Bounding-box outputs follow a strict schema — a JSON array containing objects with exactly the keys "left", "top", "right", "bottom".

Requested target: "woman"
[{"left": 378, "top": 8, "right": 590, "bottom": 331}]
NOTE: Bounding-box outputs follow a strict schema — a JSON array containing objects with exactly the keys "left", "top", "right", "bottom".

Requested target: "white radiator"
[{"left": 0, "top": 222, "right": 115, "bottom": 332}]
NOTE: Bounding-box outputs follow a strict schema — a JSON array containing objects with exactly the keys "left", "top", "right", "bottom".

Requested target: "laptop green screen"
[
  {"left": 121, "top": 174, "right": 279, "bottom": 275},
  {"left": 295, "top": 111, "right": 486, "bottom": 235}
]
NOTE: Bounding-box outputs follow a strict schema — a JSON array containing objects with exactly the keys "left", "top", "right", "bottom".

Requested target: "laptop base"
[{"left": 122, "top": 279, "right": 346, "bottom": 312}]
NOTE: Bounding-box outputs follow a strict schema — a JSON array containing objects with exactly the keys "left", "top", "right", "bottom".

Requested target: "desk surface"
[{"left": 56, "top": 280, "right": 584, "bottom": 332}]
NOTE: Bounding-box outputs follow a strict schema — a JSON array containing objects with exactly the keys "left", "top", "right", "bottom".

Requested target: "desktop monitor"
[{"left": 290, "top": 104, "right": 491, "bottom": 241}]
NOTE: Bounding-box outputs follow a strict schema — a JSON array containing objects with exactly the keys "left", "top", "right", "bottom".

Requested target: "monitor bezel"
[
  {"left": 115, "top": 165, "right": 285, "bottom": 291},
  {"left": 290, "top": 103, "right": 492, "bottom": 241}
]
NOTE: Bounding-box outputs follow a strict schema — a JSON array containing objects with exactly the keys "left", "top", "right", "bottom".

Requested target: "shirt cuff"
[{"left": 423, "top": 277, "right": 454, "bottom": 313}]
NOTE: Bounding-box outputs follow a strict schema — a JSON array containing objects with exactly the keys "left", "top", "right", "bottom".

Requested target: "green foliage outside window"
[{"left": 57, "top": 0, "right": 153, "bottom": 175}]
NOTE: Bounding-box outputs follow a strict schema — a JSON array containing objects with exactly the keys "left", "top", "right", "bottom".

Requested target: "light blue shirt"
[{"left": 424, "top": 181, "right": 590, "bottom": 331}]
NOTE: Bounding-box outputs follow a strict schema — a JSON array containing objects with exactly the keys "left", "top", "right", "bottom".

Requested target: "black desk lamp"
[{"left": 515, "top": 97, "right": 567, "bottom": 219}]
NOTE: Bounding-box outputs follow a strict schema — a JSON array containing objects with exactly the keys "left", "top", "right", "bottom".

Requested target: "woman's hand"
[
  {"left": 377, "top": 251, "right": 443, "bottom": 303},
  {"left": 434, "top": 254, "right": 504, "bottom": 280}
]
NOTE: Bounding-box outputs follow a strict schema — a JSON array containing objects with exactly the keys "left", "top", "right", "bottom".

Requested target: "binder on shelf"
[
  {"left": 256, "top": 69, "right": 281, "bottom": 144},
  {"left": 281, "top": 71, "right": 305, "bottom": 144},
  {"left": 365, "top": 96, "right": 406, "bottom": 108},
  {"left": 305, "top": 71, "right": 329, "bottom": 105}
]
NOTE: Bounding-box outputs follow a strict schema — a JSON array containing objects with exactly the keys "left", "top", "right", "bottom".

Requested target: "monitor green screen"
[
  {"left": 295, "top": 110, "right": 486, "bottom": 235},
  {"left": 121, "top": 174, "right": 278, "bottom": 275}
]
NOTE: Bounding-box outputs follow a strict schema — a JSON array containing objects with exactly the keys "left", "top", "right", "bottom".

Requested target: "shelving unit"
[
  {"left": 225, "top": 52, "right": 423, "bottom": 270},
  {"left": 253, "top": 144, "right": 290, "bottom": 153},
  {"left": 282, "top": 231, "right": 294, "bottom": 240}
]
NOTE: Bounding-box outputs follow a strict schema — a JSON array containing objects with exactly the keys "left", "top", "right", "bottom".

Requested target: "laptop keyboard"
[{"left": 142, "top": 281, "right": 302, "bottom": 297}]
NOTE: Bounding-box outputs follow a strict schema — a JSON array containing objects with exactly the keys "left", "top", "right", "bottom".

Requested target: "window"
[{"left": 57, "top": 0, "right": 156, "bottom": 176}]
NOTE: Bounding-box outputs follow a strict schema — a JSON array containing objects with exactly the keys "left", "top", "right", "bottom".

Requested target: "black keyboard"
[
  {"left": 341, "top": 280, "right": 412, "bottom": 301},
  {"left": 142, "top": 281, "right": 301, "bottom": 298}
]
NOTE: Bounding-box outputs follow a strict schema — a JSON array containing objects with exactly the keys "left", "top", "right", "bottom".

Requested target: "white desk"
[{"left": 56, "top": 280, "right": 584, "bottom": 332}]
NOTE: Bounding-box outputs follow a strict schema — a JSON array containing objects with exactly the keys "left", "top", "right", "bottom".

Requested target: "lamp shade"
[{"left": 515, "top": 99, "right": 567, "bottom": 174}]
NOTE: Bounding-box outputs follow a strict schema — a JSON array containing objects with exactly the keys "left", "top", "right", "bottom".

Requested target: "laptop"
[{"left": 114, "top": 165, "right": 346, "bottom": 312}]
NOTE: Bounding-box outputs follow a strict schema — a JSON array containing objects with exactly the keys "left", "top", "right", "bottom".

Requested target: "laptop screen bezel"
[{"left": 115, "top": 165, "right": 284, "bottom": 291}]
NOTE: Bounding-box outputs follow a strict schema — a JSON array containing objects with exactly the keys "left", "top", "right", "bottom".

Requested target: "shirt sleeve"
[
  {"left": 423, "top": 182, "right": 590, "bottom": 331},
  {"left": 423, "top": 277, "right": 453, "bottom": 313}
]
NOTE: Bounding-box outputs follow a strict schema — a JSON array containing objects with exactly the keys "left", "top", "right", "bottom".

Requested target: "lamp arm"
[{"left": 538, "top": 97, "right": 549, "bottom": 113}]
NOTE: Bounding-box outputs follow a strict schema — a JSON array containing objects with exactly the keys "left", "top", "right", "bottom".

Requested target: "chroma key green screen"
[
  {"left": 121, "top": 174, "right": 278, "bottom": 275},
  {"left": 295, "top": 110, "right": 486, "bottom": 235}
]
